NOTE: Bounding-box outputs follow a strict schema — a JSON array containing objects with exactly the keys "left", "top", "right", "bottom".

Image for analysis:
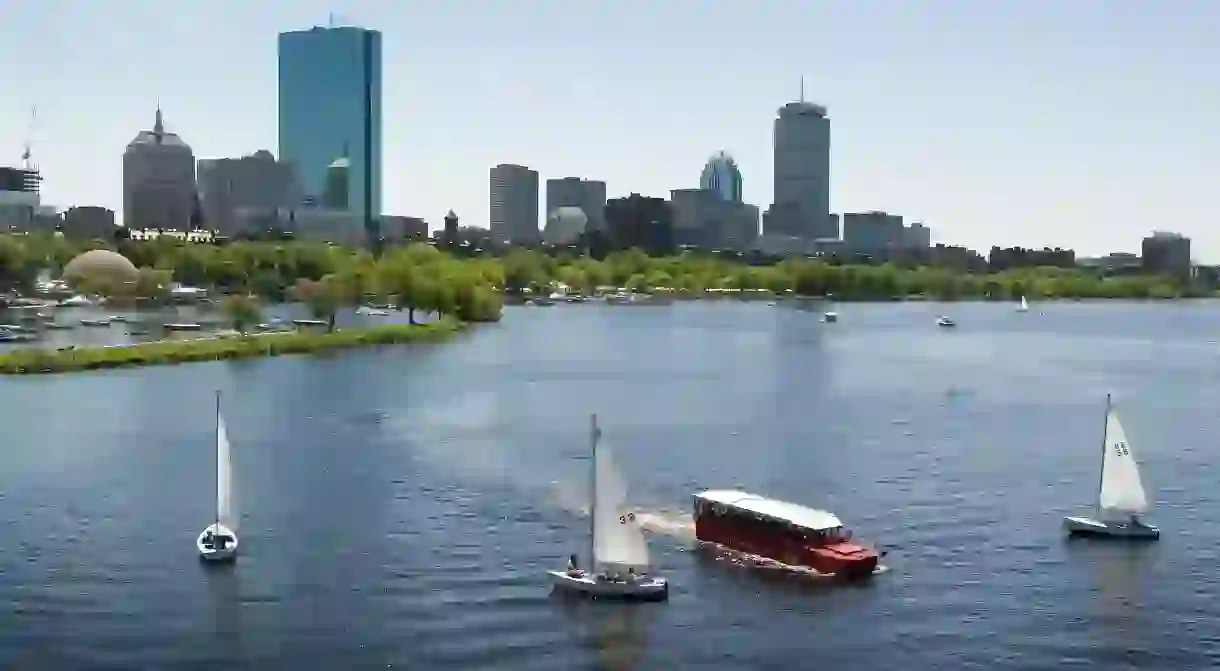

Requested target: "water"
[{"left": 2, "top": 300, "right": 1219, "bottom": 669}]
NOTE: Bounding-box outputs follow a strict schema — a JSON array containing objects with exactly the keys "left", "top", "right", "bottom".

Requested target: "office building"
[
  {"left": 545, "top": 177, "right": 607, "bottom": 233},
  {"left": 842, "top": 211, "right": 905, "bottom": 252},
  {"left": 0, "top": 166, "right": 41, "bottom": 229},
  {"left": 196, "top": 150, "right": 303, "bottom": 235},
  {"left": 605, "top": 194, "right": 673, "bottom": 255},
  {"left": 767, "top": 94, "right": 832, "bottom": 239},
  {"left": 278, "top": 25, "right": 382, "bottom": 243},
  {"left": 490, "top": 164, "right": 540, "bottom": 245},
  {"left": 669, "top": 188, "right": 758, "bottom": 251},
  {"left": 699, "top": 151, "right": 744, "bottom": 203},
  {"left": 1141, "top": 231, "right": 1191, "bottom": 278},
  {"left": 123, "top": 108, "right": 197, "bottom": 230}
]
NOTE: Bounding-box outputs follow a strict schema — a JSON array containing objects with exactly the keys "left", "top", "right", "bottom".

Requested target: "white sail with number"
[
  {"left": 592, "top": 438, "right": 650, "bottom": 573},
  {"left": 1097, "top": 406, "right": 1148, "bottom": 517}
]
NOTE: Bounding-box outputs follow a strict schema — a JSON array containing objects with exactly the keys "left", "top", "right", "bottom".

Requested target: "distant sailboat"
[
  {"left": 1063, "top": 394, "right": 1159, "bottom": 539},
  {"left": 197, "top": 392, "right": 240, "bottom": 561},
  {"left": 1017, "top": 296, "right": 1029, "bottom": 312},
  {"left": 548, "top": 415, "right": 669, "bottom": 600}
]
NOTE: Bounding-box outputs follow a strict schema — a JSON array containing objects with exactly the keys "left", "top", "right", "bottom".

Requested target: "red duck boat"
[{"left": 693, "top": 489, "right": 880, "bottom": 579}]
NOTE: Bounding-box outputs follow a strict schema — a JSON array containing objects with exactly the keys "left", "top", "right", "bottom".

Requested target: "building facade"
[
  {"left": 699, "top": 151, "right": 744, "bottom": 203},
  {"left": 489, "top": 164, "right": 540, "bottom": 245},
  {"left": 605, "top": 194, "right": 673, "bottom": 255},
  {"left": 278, "top": 25, "right": 382, "bottom": 243},
  {"left": 842, "top": 211, "right": 906, "bottom": 253},
  {"left": 0, "top": 166, "right": 40, "bottom": 229},
  {"left": 123, "top": 108, "right": 197, "bottom": 230},
  {"left": 196, "top": 150, "right": 303, "bottom": 235},
  {"left": 669, "top": 188, "right": 758, "bottom": 251},
  {"left": 1141, "top": 231, "right": 1191, "bottom": 278},
  {"left": 545, "top": 177, "right": 607, "bottom": 233},
  {"left": 768, "top": 99, "right": 832, "bottom": 239},
  {"left": 61, "top": 206, "right": 117, "bottom": 239}
]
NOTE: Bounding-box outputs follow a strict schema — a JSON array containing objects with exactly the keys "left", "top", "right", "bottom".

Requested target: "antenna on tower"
[{"left": 799, "top": 76, "right": 806, "bottom": 103}]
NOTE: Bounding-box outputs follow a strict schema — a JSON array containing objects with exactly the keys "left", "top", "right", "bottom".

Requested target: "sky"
[{"left": 2, "top": 0, "right": 1219, "bottom": 259}]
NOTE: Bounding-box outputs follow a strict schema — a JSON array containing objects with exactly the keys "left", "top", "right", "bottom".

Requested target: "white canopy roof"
[{"left": 695, "top": 489, "right": 843, "bottom": 531}]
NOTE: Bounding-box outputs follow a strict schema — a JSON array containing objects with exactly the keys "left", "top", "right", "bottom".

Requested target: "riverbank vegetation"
[
  {"left": 0, "top": 233, "right": 1193, "bottom": 306},
  {"left": 0, "top": 320, "right": 464, "bottom": 375}
]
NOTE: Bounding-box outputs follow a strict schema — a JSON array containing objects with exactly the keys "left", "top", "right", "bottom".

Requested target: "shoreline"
[{"left": 0, "top": 320, "right": 467, "bottom": 375}]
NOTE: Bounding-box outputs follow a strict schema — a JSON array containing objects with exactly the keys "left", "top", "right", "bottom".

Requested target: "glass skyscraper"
[{"left": 278, "top": 25, "right": 382, "bottom": 242}]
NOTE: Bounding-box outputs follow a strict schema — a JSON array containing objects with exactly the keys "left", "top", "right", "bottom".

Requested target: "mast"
[
  {"left": 1095, "top": 393, "right": 1110, "bottom": 518},
  {"left": 589, "top": 413, "right": 598, "bottom": 570},
  {"left": 215, "top": 390, "right": 221, "bottom": 530}
]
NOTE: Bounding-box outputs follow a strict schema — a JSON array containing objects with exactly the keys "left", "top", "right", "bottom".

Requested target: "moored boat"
[{"left": 693, "top": 489, "right": 880, "bottom": 579}]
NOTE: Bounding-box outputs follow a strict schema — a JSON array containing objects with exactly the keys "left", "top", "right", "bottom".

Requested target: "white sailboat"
[
  {"left": 1017, "top": 296, "right": 1029, "bottom": 312},
  {"left": 549, "top": 414, "right": 669, "bottom": 600},
  {"left": 197, "top": 392, "right": 240, "bottom": 561},
  {"left": 1064, "top": 394, "right": 1159, "bottom": 539}
]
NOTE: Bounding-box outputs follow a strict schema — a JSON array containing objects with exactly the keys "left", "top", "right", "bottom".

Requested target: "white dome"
[{"left": 544, "top": 207, "right": 588, "bottom": 246}]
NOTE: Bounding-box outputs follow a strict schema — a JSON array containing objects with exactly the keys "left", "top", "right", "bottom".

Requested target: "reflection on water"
[
  {"left": 203, "top": 563, "right": 244, "bottom": 663},
  {"left": 553, "top": 593, "right": 658, "bottom": 671}
]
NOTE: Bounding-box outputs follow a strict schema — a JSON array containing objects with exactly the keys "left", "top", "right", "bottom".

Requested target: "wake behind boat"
[
  {"left": 1063, "top": 394, "right": 1159, "bottom": 540},
  {"left": 198, "top": 391, "right": 240, "bottom": 561},
  {"left": 549, "top": 414, "right": 669, "bottom": 601}
]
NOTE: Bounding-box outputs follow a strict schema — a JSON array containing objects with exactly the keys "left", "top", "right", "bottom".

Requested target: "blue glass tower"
[
  {"left": 278, "top": 25, "right": 382, "bottom": 244},
  {"left": 699, "top": 151, "right": 744, "bottom": 203}
]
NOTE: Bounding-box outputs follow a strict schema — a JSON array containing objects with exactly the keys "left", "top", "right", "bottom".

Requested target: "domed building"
[
  {"left": 543, "top": 206, "right": 588, "bottom": 246},
  {"left": 699, "top": 151, "right": 744, "bottom": 203},
  {"left": 62, "top": 249, "right": 139, "bottom": 288}
]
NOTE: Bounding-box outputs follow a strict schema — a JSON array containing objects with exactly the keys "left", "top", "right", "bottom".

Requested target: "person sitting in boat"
[
  {"left": 566, "top": 553, "right": 585, "bottom": 577},
  {"left": 203, "top": 530, "right": 215, "bottom": 548},
  {"left": 627, "top": 568, "right": 637, "bottom": 583}
]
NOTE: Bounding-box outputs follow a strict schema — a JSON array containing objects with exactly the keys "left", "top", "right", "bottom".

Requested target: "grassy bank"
[{"left": 0, "top": 320, "right": 467, "bottom": 375}]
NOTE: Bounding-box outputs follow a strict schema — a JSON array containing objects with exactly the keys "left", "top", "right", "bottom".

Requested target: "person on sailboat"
[
  {"left": 566, "top": 553, "right": 585, "bottom": 577},
  {"left": 203, "top": 530, "right": 215, "bottom": 548}
]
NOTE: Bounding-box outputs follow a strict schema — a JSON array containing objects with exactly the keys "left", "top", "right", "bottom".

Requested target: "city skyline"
[{"left": 2, "top": 1, "right": 1218, "bottom": 258}]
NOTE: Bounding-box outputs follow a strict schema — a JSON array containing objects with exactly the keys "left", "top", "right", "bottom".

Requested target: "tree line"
[{"left": 0, "top": 234, "right": 1193, "bottom": 316}]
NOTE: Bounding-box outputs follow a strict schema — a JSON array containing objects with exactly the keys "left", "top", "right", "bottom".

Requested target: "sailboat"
[
  {"left": 548, "top": 414, "right": 669, "bottom": 600},
  {"left": 1063, "top": 394, "right": 1159, "bottom": 539},
  {"left": 1017, "top": 296, "right": 1029, "bottom": 312},
  {"left": 197, "top": 391, "right": 240, "bottom": 561}
]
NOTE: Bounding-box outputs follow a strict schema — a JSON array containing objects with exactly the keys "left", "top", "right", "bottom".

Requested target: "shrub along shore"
[{"left": 0, "top": 321, "right": 465, "bottom": 375}]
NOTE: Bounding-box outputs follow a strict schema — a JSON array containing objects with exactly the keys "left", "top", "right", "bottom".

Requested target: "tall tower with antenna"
[{"left": 21, "top": 106, "right": 37, "bottom": 171}]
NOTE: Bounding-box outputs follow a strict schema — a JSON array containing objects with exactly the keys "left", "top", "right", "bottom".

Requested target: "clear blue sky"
[{"left": 3, "top": 1, "right": 1218, "bottom": 259}]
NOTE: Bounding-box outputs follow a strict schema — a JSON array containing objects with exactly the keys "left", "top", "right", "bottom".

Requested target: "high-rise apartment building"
[
  {"left": 278, "top": 25, "right": 382, "bottom": 243},
  {"left": 545, "top": 177, "right": 607, "bottom": 233},
  {"left": 489, "top": 164, "right": 540, "bottom": 245},
  {"left": 767, "top": 95, "right": 832, "bottom": 239}
]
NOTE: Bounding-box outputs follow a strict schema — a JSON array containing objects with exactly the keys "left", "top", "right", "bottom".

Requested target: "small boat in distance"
[
  {"left": 356, "top": 305, "right": 390, "bottom": 316},
  {"left": 1064, "top": 394, "right": 1159, "bottom": 540},
  {"left": 822, "top": 311, "right": 838, "bottom": 323},
  {"left": 548, "top": 414, "right": 669, "bottom": 601},
  {"left": 79, "top": 318, "right": 112, "bottom": 327},
  {"left": 197, "top": 392, "right": 240, "bottom": 562},
  {"left": 693, "top": 490, "right": 880, "bottom": 579},
  {"left": 936, "top": 316, "right": 956, "bottom": 328},
  {"left": 1017, "top": 296, "right": 1029, "bottom": 312}
]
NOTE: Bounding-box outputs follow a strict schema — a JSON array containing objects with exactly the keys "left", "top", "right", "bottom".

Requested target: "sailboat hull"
[
  {"left": 197, "top": 523, "right": 240, "bottom": 561},
  {"left": 547, "top": 570, "right": 669, "bottom": 601},
  {"left": 1063, "top": 516, "right": 1160, "bottom": 540}
]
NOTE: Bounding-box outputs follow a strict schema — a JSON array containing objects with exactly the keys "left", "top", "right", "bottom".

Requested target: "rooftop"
[{"left": 694, "top": 489, "right": 843, "bottom": 530}]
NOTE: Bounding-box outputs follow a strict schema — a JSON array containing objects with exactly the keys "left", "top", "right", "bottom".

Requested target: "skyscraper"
[
  {"left": 278, "top": 25, "right": 382, "bottom": 244},
  {"left": 767, "top": 86, "right": 832, "bottom": 239},
  {"left": 123, "top": 108, "right": 196, "bottom": 230},
  {"left": 489, "top": 164, "right": 540, "bottom": 245},
  {"left": 699, "top": 151, "right": 743, "bottom": 203}
]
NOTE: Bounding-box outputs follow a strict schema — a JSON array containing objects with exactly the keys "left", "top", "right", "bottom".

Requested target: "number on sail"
[
  {"left": 619, "top": 512, "right": 636, "bottom": 525},
  {"left": 1114, "top": 441, "right": 1129, "bottom": 457}
]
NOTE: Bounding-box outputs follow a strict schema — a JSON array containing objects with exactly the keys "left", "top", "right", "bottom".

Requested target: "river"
[{"left": 1, "top": 300, "right": 1217, "bottom": 669}]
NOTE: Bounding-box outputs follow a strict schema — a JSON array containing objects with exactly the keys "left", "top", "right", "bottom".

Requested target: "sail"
[
  {"left": 592, "top": 441, "right": 650, "bottom": 573},
  {"left": 216, "top": 411, "right": 236, "bottom": 530},
  {"left": 1019, "top": 296, "right": 1028, "bottom": 310},
  {"left": 1097, "top": 408, "right": 1149, "bottom": 516}
]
